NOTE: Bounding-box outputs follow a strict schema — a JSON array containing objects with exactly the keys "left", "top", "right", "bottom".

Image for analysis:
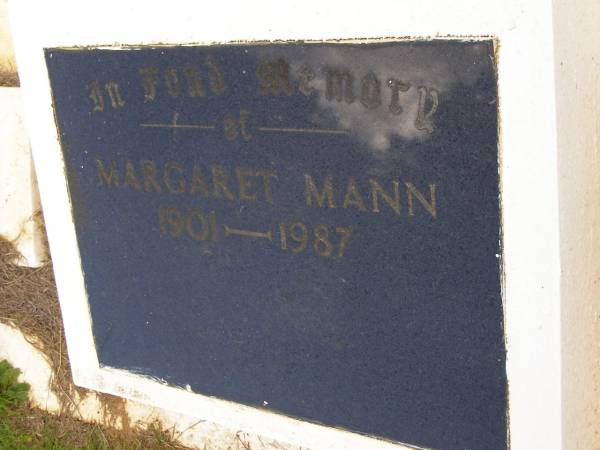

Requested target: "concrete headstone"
[
  {"left": 44, "top": 40, "right": 504, "bottom": 449},
  {"left": 10, "top": 1, "right": 600, "bottom": 449}
]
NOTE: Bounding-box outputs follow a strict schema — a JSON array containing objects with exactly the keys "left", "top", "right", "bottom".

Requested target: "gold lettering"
[
  {"left": 305, "top": 174, "right": 336, "bottom": 208},
  {"left": 184, "top": 67, "right": 206, "bottom": 97},
  {"left": 406, "top": 182, "right": 437, "bottom": 218},
  {"left": 236, "top": 167, "right": 256, "bottom": 202},
  {"left": 298, "top": 65, "right": 315, "bottom": 96},
  {"left": 163, "top": 162, "right": 186, "bottom": 194},
  {"left": 387, "top": 78, "right": 410, "bottom": 115},
  {"left": 342, "top": 178, "right": 367, "bottom": 211},
  {"left": 96, "top": 159, "right": 119, "bottom": 187},
  {"left": 255, "top": 170, "right": 277, "bottom": 204},
  {"left": 325, "top": 68, "right": 354, "bottom": 104},
  {"left": 370, "top": 179, "right": 400, "bottom": 216},
  {"left": 164, "top": 68, "right": 180, "bottom": 97},
  {"left": 223, "top": 114, "right": 238, "bottom": 141},
  {"left": 190, "top": 166, "right": 210, "bottom": 196},
  {"left": 139, "top": 67, "right": 159, "bottom": 102},
  {"left": 186, "top": 209, "right": 209, "bottom": 241},
  {"left": 336, "top": 226, "right": 352, "bottom": 258},
  {"left": 289, "top": 221, "right": 308, "bottom": 253},
  {"left": 239, "top": 109, "right": 253, "bottom": 142},
  {"left": 415, "top": 87, "right": 439, "bottom": 133},
  {"left": 140, "top": 160, "right": 162, "bottom": 193},
  {"left": 87, "top": 81, "right": 104, "bottom": 112},
  {"left": 206, "top": 55, "right": 226, "bottom": 95},
  {"left": 313, "top": 224, "right": 333, "bottom": 257},
  {"left": 104, "top": 81, "right": 126, "bottom": 108},
  {"left": 123, "top": 161, "right": 141, "bottom": 190},
  {"left": 257, "top": 58, "right": 293, "bottom": 96},
  {"left": 211, "top": 166, "right": 235, "bottom": 200},
  {"left": 360, "top": 72, "right": 381, "bottom": 109}
]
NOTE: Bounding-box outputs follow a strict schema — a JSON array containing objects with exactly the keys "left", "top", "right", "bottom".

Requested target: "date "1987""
[{"left": 158, "top": 205, "right": 353, "bottom": 259}]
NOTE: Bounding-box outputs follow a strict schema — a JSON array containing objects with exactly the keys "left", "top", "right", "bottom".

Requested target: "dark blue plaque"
[{"left": 45, "top": 40, "right": 505, "bottom": 449}]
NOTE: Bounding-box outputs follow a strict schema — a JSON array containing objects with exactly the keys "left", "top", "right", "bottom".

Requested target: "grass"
[{"left": 0, "top": 359, "right": 32, "bottom": 449}]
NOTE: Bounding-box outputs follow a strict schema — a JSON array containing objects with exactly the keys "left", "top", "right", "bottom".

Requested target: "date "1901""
[{"left": 158, "top": 205, "right": 353, "bottom": 259}]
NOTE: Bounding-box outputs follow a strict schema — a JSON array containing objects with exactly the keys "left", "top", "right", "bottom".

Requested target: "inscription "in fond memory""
[{"left": 86, "top": 56, "right": 440, "bottom": 135}]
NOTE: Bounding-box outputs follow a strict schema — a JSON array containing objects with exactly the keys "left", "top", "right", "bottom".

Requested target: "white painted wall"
[{"left": 553, "top": 1, "right": 600, "bottom": 448}]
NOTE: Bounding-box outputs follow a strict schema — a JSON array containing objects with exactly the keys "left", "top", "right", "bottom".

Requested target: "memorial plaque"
[{"left": 45, "top": 40, "right": 505, "bottom": 449}]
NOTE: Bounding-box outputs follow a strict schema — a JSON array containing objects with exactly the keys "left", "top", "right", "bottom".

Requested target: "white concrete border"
[
  {"left": 0, "top": 323, "right": 61, "bottom": 413},
  {"left": 9, "top": 1, "right": 571, "bottom": 448},
  {"left": 0, "top": 322, "right": 307, "bottom": 450},
  {"left": 0, "top": 87, "right": 47, "bottom": 267}
]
